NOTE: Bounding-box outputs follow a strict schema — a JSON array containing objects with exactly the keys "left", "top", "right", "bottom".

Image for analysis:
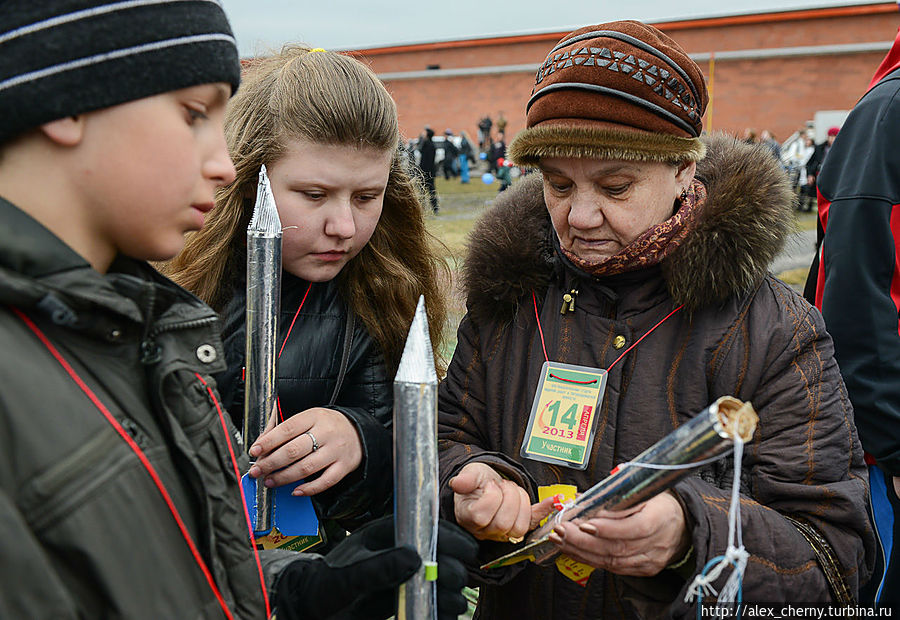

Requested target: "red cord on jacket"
[{"left": 12, "top": 306, "right": 249, "bottom": 620}]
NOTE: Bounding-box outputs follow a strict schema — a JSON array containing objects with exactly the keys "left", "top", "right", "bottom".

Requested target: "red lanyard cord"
[
  {"left": 531, "top": 290, "right": 684, "bottom": 370},
  {"left": 548, "top": 373, "right": 596, "bottom": 384},
  {"left": 195, "top": 373, "right": 271, "bottom": 618},
  {"left": 11, "top": 307, "right": 239, "bottom": 620},
  {"left": 605, "top": 304, "right": 683, "bottom": 371},
  {"left": 273, "top": 281, "right": 312, "bottom": 424},
  {"left": 532, "top": 291, "right": 550, "bottom": 362},
  {"left": 278, "top": 282, "right": 312, "bottom": 359}
]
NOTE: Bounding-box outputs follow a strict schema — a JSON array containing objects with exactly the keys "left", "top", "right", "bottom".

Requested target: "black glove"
[
  {"left": 273, "top": 515, "right": 419, "bottom": 620},
  {"left": 340, "top": 519, "right": 477, "bottom": 620},
  {"left": 274, "top": 516, "right": 478, "bottom": 620},
  {"left": 432, "top": 519, "right": 479, "bottom": 620}
]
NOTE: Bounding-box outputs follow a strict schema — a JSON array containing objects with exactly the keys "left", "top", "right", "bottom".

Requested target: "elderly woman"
[{"left": 437, "top": 20, "right": 874, "bottom": 618}]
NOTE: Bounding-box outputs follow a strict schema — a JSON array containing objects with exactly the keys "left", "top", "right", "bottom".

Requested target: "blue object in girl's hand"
[
  {"left": 241, "top": 473, "right": 319, "bottom": 536},
  {"left": 481, "top": 172, "right": 495, "bottom": 184},
  {"left": 479, "top": 152, "right": 487, "bottom": 160}
]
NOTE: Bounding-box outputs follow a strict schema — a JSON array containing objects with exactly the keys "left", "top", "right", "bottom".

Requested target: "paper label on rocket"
[{"left": 254, "top": 529, "right": 323, "bottom": 552}]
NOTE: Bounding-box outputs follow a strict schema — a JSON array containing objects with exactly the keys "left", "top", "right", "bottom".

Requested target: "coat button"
[
  {"left": 613, "top": 335, "right": 626, "bottom": 349},
  {"left": 196, "top": 344, "right": 217, "bottom": 363}
]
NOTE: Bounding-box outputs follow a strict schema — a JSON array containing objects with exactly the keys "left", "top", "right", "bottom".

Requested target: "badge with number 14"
[{"left": 520, "top": 361, "right": 607, "bottom": 470}]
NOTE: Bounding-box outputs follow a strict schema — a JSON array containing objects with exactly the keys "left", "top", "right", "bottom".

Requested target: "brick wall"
[
  {"left": 702, "top": 52, "right": 884, "bottom": 140},
  {"left": 349, "top": 3, "right": 899, "bottom": 145},
  {"left": 383, "top": 72, "right": 535, "bottom": 142}
]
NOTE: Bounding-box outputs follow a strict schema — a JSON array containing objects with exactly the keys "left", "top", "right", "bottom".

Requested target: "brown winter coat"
[{"left": 437, "top": 135, "right": 874, "bottom": 618}]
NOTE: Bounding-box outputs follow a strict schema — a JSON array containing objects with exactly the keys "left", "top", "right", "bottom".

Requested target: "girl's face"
[{"left": 266, "top": 139, "right": 392, "bottom": 282}]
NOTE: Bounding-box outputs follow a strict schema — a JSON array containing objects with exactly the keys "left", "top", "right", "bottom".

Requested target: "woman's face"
[
  {"left": 540, "top": 157, "right": 696, "bottom": 264},
  {"left": 266, "top": 139, "right": 392, "bottom": 282}
]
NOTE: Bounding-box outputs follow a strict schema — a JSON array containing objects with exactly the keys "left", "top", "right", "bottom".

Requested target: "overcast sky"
[{"left": 220, "top": 0, "right": 887, "bottom": 56}]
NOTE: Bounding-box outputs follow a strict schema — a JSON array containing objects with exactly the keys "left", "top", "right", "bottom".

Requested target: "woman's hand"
[
  {"left": 547, "top": 491, "right": 691, "bottom": 577},
  {"left": 449, "top": 462, "right": 554, "bottom": 542},
  {"left": 247, "top": 407, "right": 363, "bottom": 496}
]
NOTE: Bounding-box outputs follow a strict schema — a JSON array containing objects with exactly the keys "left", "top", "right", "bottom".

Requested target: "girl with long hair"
[{"left": 166, "top": 45, "right": 448, "bottom": 534}]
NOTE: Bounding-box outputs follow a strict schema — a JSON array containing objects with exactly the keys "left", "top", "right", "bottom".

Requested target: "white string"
[
  {"left": 429, "top": 456, "right": 440, "bottom": 615},
  {"left": 616, "top": 450, "right": 734, "bottom": 472},
  {"left": 553, "top": 498, "right": 576, "bottom": 525},
  {"left": 685, "top": 435, "right": 748, "bottom": 606}
]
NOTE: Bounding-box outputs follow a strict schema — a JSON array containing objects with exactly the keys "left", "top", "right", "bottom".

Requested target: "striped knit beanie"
[
  {"left": 0, "top": 0, "right": 241, "bottom": 143},
  {"left": 509, "top": 20, "right": 708, "bottom": 167}
]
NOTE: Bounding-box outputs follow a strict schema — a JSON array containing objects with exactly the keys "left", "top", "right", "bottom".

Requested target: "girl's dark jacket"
[
  {"left": 218, "top": 273, "right": 392, "bottom": 532},
  {"left": 437, "top": 135, "right": 875, "bottom": 619},
  {"left": 0, "top": 198, "right": 303, "bottom": 618}
]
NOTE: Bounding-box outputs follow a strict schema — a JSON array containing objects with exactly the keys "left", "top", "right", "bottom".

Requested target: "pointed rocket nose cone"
[
  {"left": 248, "top": 164, "right": 282, "bottom": 235},
  {"left": 395, "top": 295, "right": 436, "bottom": 384}
]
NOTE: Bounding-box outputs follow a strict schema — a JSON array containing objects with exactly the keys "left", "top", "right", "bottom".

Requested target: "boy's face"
[{"left": 75, "top": 83, "right": 235, "bottom": 262}]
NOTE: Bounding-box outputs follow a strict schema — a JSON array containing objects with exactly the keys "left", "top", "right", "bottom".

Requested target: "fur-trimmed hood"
[{"left": 462, "top": 133, "right": 795, "bottom": 320}]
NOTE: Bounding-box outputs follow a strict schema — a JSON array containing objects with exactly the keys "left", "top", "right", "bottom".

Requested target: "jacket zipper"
[
  {"left": 139, "top": 285, "right": 160, "bottom": 364},
  {"left": 559, "top": 288, "right": 579, "bottom": 314},
  {"left": 150, "top": 315, "right": 219, "bottom": 339}
]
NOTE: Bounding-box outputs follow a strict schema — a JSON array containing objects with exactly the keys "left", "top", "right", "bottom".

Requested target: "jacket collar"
[
  {"left": 462, "top": 133, "right": 794, "bottom": 322},
  {"left": 0, "top": 195, "right": 89, "bottom": 278}
]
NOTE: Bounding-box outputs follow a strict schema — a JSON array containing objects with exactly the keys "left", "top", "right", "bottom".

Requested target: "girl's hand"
[
  {"left": 247, "top": 407, "right": 363, "bottom": 496},
  {"left": 547, "top": 491, "right": 691, "bottom": 576}
]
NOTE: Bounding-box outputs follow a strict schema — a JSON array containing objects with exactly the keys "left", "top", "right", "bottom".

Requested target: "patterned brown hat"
[{"left": 508, "top": 20, "right": 708, "bottom": 166}]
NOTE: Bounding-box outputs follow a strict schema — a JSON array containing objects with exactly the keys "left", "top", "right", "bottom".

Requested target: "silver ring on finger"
[{"left": 304, "top": 431, "right": 319, "bottom": 453}]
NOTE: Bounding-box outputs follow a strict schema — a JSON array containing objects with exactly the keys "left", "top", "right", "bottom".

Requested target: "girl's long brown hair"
[{"left": 164, "top": 45, "right": 448, "bottom": 375}]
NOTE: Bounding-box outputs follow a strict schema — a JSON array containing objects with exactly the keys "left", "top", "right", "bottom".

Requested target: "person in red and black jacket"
[{"left": 804, "top": 23, "right": 900, "bottom": 605}]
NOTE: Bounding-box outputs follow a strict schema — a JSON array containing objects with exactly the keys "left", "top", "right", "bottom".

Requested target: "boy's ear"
[{"left": 40, "top": 116, "right": 85, "bottom": 147}]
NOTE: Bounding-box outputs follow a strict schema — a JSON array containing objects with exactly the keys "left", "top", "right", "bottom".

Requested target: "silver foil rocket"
[
  {"left": 243, "top": 165, "right": 282, "bottom": 534},
  {"left": 394, "top": 296, "right": 439, "bottom": 620},
  {"left": 482, "top": 396, "right": 758, "bottom": 569}
]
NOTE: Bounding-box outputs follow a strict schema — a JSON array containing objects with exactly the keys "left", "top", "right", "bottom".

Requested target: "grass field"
[
  {"left": 424, "top": 174, "right": 506, "bottom": 361},
  {"left": 795, "top": 211, "right": 818, "bottom": 232},
  {"left": 426, "top": 176, "right": 499, "bottom": 260}
]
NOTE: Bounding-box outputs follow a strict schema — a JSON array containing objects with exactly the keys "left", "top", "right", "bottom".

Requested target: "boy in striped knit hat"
[{"left": 0, "top": 2, "right": 474, "bottom": 618}]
